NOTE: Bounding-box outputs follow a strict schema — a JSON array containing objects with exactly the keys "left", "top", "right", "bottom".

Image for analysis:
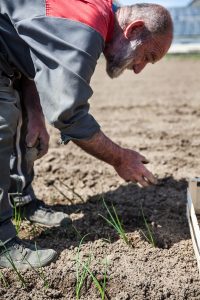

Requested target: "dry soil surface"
[{"left": 1, "top": 57, "right": 200, "bottom": 300}]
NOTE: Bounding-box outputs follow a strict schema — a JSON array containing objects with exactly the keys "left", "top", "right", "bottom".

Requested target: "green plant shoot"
[
  {"left": 99, "top": 199, "right": 129, "bottom": 245},
  {"left": 140, "top": 206, "right": 156, "bottom": 247}
]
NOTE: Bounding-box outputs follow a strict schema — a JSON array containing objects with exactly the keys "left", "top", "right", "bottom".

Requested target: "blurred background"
[{"left": 117, "top": 0, "right": 200, "bottom": 53}]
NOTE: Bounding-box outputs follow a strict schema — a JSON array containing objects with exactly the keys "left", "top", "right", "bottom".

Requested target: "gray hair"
[{"left": 118, "top": 3, "right": 173, "bottom": 37}]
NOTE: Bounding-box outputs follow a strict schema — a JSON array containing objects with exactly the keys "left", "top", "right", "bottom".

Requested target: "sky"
[{"left": 120, "top": 0, "right": 191, "bottom": 7}]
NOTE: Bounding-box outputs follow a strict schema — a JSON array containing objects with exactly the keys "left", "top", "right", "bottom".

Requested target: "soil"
[{"left": 1, "top": 57, "right": 200, "bottom": 300}]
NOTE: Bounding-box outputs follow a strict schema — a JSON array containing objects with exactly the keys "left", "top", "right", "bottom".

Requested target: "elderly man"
[{"left": 0, "top": 0, "right": 173, "bottom": 269}]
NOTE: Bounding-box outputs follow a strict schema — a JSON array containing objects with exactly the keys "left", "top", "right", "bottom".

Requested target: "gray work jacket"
[{"left": 0, "top": 0, "right": 114, "bottom": 143}]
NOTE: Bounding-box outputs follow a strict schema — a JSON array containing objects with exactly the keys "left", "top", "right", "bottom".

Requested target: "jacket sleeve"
[{"left": 15, "top": 16, "right": 104, "bottom": 143}]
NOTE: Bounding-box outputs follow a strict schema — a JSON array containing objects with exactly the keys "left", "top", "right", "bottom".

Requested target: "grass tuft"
[
  {"left": 75, "top": 234, "right": 91, "bottom": 299},
  {"left": 0, "top": 271, "right": 8, "bottom": 288},
  {"left": 13, "top": 203, "right": 22, "bottom": 235},
  {"left": 140, "top": 206, "right": 156, "bottom": 247},
  {"left": 81, "top": 260, "right": 107, "bottom": 300},
  {"left": 12, "top": 177, "right": 23, "bottom": 234},
  {"left": 99, "top": 199, "right": 129, "bottom": 245},
  {"left": 75, "top": 234, "right": 108, "bottom": 300}
]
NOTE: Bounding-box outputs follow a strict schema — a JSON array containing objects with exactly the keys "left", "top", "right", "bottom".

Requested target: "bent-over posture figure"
[{"left": 0, "top": 0, "right": 173, "bottom": 269}]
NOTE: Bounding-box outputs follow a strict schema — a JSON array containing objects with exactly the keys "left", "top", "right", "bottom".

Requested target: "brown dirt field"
[{"left": 1, "top": 57, "right": 200, "bottom": 300}]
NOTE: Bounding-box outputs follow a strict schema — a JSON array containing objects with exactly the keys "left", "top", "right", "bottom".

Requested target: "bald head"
[
  {"left": 104, "top": 3, "right": 173, "bottom": 78},
  {"left": 119, "top": 3, "right": 173, "bottom": 37}
]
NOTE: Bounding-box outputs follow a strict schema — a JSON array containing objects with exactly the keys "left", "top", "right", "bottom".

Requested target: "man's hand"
[
  {"left": 113, "top": 148, "right": 156, "bottom": 187},
  {"left": 26, "top": 115, "right": 49, "bottom": 159},
  {"left": 21, "top": 75, "right": 49, "bottom": 159},
  {"left": 74, "top": 130, "right": 157, "bottom": 187}
]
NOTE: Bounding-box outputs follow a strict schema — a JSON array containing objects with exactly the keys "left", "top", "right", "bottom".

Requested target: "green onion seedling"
[
  {"left": 140, "top": 206, "right": 156, "bottom": 247},
  {"left": 99, "top": 199, "right": 129, "bottom": 245}
]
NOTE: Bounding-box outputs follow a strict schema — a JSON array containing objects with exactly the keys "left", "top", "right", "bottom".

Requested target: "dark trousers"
[{"left": 0, "top": 70, "right": 35, "bottom": 244}]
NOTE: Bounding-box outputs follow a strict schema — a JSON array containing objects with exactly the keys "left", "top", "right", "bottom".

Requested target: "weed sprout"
[
  {"left": 0, "top": 271, "right": 8, "bottom": 287},
  {"left": 99, "top": 199, "right": 129, "bottom": 245},
  {"left": 140, "top": 206, "right": 156, "bottom": 247},
  {"left": 75, "top": 234, "right": 108, "bottom": 300},
  {"left": 75, "top": 234, "right": 91, "bottom": 299}
]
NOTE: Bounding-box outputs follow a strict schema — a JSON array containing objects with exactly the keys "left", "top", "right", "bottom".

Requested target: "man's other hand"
[
  {"left": 21, "top": 75, "right": 49, "bottom": 160},
  {"left": 26, "top": 116, "right": 49, "bottom": 159}
]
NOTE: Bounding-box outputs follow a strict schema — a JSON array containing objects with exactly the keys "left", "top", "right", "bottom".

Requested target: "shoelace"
[
  {"left": 1, "top": 237, "right": 26, "bottom": 255},
  {"left": 38, "top": 205, "right": 54, "bottom": 214}
]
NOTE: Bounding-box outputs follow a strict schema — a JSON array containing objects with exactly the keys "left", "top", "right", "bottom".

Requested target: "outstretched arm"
[
  {"left": 20, "top": 75, "right": 49, "bottom": 159},
  {"left": 74, "top": 130, "right": 157, "bottom": 187}
]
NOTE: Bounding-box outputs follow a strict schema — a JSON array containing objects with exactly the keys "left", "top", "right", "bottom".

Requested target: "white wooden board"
[{"left": 187, "top": 179, "right": 200, "bottom": 272}]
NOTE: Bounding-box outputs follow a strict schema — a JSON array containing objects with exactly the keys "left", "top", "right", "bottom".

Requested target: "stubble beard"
[{"left": 105, "top": 39, "right": 141, "bottom": 79}]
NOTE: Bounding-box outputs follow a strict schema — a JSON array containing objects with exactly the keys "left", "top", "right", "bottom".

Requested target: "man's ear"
[{"left": 124, "top": 20, "right": 145, "bottom": 39}]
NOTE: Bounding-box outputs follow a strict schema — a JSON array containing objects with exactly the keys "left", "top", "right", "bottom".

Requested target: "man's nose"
[{"left": 133, "top": 62, "right": 147, "bottom": 74}]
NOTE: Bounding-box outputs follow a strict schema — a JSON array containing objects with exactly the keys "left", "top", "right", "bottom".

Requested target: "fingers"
[
  {"left": 138, "top": 155, "right": 157, "bottom": 186},
  {"left": 37, "top": 146, "right": 48, "bottom": 159},
  {"left": 143, "top": 168, "right": 157, "bottom": 185},
  {"left": 26, "top": 127, "right": 49, "bottom": 159},
  {"left": 136, "top": 177, "right": 150, "bottom": 188},
  {"left": 36, "top": 136, "right": 49, "bottom": 159},
  {"left": 26, "top": 132, "right": 38, "bottom": 148},
  {"left": 26, "top": 137, "right": 49, "bottom": 160},
  {"left": 140, "top": 155, "right": 149, "bottom": 164},
  {"left": 132, "top": 168, "right": 157, "bottom": 188},
  {"left": 114, "top": 149, "right": 156, "bottom": 188},
  {"left": 26, "top": 135, "right": 45, "bottom": 159},
  {"left": 37, "top": 148, "right": 46, "bottom": 159}
]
